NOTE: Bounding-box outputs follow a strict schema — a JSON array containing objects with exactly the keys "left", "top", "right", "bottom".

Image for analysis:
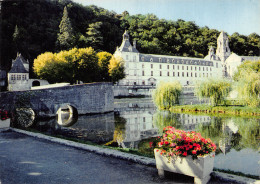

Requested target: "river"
[{"left": 14, "top": 97, "right": 260, "bottom": 177}]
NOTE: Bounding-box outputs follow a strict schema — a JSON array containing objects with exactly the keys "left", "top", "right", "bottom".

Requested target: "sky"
[{"left": 72, "top": 0, "right": 260, "bottom": 36}]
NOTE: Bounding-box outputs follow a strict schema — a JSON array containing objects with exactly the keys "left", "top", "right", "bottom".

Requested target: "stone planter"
[
  {"left": 154, "top": 148, "right": 215, "bottom": 184},
  {"left": 0, "top": 119, "right": 10, "bottom": 128}
]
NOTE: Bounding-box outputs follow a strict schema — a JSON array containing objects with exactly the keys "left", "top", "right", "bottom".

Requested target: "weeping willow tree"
[
  {"left": 235, "top": 69, "right": 260, "bottom": 107},
  {"left": 195, "top": 79, "right": 231, "bottom": 106},
  {"left": 152, "top": 81, "right": 182, "bottom": 109}
]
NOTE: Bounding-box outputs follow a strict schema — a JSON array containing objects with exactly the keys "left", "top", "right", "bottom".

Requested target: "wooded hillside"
[{"left": 1, "top": 0, "right": 259, "bottom": 75}]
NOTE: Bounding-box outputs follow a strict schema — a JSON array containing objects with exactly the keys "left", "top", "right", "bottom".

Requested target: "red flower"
[
  {"left": 183, "top": 152, "right": 187, "bottom": 157},
  {"left": 192, "top": 150, "right": 197, "bottom": 155}
]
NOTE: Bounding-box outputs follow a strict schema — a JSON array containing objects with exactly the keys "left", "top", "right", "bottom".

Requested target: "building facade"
[
  {"left": 8, "top": 53, "right": 49, "bottom": 91},
  {"left": 114, "top": 31, "right": 260, "bottom": 86}
]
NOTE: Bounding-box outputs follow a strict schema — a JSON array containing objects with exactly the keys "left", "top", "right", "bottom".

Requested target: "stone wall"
[{"left": 0, "top": 82, "right": 114, "bottom": 118}]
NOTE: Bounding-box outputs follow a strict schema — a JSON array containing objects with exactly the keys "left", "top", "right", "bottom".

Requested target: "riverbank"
[
  {"left": 1, "top": 128, "right": 259, "bottom": 183},
  {"left": 169, "top": 104, "right": 260, "bottom": 117}
]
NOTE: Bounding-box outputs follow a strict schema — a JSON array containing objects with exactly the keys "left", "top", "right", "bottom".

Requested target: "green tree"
[
  {"left": 57, "top": 6, "right": 74, "bottom": 50},
  {"left": 195, "top": 79, "right": 231, "bottom": 106},
  {"left": 152, "top": 81, "right": 182, "bottom": 109},
  {"left": 108, "top": 55, "right": 125, "bottom": 83},
  {"left": 86, "top": 22, "right": 103, "bottom": 50}
]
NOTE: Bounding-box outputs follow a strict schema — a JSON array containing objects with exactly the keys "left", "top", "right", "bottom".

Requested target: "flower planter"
[
  {"left": 0, "top": 119, "right": 10, "bottom": 128},
  {"left": 154, "top": 148, "right": 215, "bottom": 184}
]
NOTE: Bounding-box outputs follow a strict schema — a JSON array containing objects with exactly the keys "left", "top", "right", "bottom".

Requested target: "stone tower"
[{"left": 216, "top": 31, "right": 231, "bottom": 62}]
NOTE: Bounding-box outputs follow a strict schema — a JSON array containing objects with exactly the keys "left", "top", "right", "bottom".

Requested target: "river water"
[{"left": 15, "top": 98, "right": 260, "bottom": 177}]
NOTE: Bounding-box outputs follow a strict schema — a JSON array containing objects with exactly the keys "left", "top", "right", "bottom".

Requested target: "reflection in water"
[
  {"left": 56, "top": 105, "right": 78, "bottom": 127},
  {"left": 13, "top": 98, "right": 260, "bottom": 176}
]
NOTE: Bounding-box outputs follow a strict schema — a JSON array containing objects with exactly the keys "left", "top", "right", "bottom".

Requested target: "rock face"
[{"left": 0, "top": 82, "right": 114, "bottom": 118}]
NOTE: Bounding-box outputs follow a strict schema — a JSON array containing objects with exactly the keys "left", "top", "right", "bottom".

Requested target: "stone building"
[
  {"left": 114, "top": 30, "right": 222, "bottom": 87},
  {"left": 114, "top": 30, "right": 260, "bottom": 86},
  {"left": 8, "top": 53, "right": 49, "bottom": 91}
]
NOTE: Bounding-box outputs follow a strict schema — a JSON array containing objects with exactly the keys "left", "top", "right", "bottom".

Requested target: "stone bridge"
[{"left": 0, "top": 82, "right": 114, "bottom": 118}]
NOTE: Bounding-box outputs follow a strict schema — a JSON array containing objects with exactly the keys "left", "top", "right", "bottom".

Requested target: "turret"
[{"left": 216, "top": 31, "right": 231, "bottom": 62}]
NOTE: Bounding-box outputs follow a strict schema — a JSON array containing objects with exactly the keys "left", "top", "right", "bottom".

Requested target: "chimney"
[{"left": 133, "top": 40, "right": 136, "bottom": 48}]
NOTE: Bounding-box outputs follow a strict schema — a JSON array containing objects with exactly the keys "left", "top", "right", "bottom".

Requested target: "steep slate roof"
[
  {"left": 139, "top": 53, "right": 214, "bottom": 66},
  {"left": 9, "top": 55, "right": 28, "bottom": 73},
  {"left": 118, "top": 31, "right": 139, "bottom": 53},
  {"left": 0, "top": 70, "right": 6, "bottom": 79},
  {"left": 241, "top": 56, "right": 260, "bottom": 62}
]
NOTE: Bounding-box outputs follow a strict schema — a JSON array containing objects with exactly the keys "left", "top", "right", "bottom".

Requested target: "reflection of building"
[
  {"left": 178, "top": 114, "right": 211, "bottom": 131},
  {"left": 219, "top": 120, "right": 239, "bottom": 155},
  {"left": 119, "top": 110, "right": 159, "bottom": 149},
  {"left": 8, "top": 53, "right": 49, "bottom": 91}
]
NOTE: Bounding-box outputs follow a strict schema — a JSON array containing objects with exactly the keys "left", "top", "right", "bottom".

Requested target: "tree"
[
  {"left": 57, "top": 6, "right": 74, "bottom": 50},
  {"left": 195, "top": 79, "right": 231, "bottom": 106},
  {"left": 152, "top": 81, "right": 182, "bottom": 109},
  {"left": 108, "top": 56, "right": 125, "bottom": 83},
  {"left": 86, "top": 22, "right": 103, "bottom": 50},
  {"left": 97, "top": 51, "right": 112, "bottom": 81},
  {"left": 33, "top": 47, "right": 100, "bottom": 84},
  {"left": 234, "top": 60, "right": 260, "bottom": 107}
]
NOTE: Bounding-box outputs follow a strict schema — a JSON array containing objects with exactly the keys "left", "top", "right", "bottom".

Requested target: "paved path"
[{"left": 0, "top": 130, "right": 240, "bottom": 184}]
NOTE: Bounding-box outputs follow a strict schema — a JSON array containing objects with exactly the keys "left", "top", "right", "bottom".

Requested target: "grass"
[{"left": 169, "top": 104, "right": 260, "bottom": 117}]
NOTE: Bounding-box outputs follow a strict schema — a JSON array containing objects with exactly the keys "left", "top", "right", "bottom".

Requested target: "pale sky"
[{"left": 72, "top": 0, "right": 260, "bottom": 36}]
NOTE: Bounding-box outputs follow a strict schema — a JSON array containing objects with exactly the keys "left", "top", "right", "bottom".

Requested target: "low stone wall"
[{"left": 0, "top": 82, "right": 114, "bottom": 118}]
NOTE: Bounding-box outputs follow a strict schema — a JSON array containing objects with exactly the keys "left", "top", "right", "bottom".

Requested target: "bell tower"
[{"left": 216, "top": 31, "right": 231, "bottom": 62}]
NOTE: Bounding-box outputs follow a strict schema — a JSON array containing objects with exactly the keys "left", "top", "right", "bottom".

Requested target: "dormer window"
[
  {"left": 159, "top": 58, "right": 162, "bottom": 62},
  {"left": 11, "top": 75, "right": 15, "bottom": 80},
  {"left": 141, "top": 57, "right": 144, "bottom": 61},
  {"left": 150, "top": 58, "right": 153, "bottom": 62}
]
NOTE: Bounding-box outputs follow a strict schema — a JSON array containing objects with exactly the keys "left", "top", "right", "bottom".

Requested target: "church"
[{"left": 114, "top": 30, "right": 260, "bottom": 87}]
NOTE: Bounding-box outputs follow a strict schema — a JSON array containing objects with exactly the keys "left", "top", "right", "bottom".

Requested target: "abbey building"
[{"left": 114, "top": 31, "right": 260, "bottom": 86}]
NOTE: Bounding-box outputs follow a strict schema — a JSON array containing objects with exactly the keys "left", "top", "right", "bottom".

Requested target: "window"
[
  {"left": 206, "top": 67, "right": 208, "bottom": 71},
  {"left": 143, "top": 117, "right": 146, "bottom": 122},
  {"left": 150, "top": 58, "right": 153, "bottom": 62},
  {"left": 22, "top": 75, "right": 26, "bottom": 80},
  {"left": 182, "top": 66, "right": 184, "bottom": 70},
  {"left": 199, "top": 67, "right": 201, "bottom": 71},
  {"left": 167, "top": 65, "right": 169, "bottom": 69},
  {"left": 177, "top": 66, "right": 179, "bottom": 70},
  {"left": 167, "top": 72, "right": 169, "bottom": 76},
  {"left": 133, "top": 56, "right": 136, "bottom": 61},
  {"left": 160, "top": 71, "right": 162, "bottom": 76},
  {"left": 142, "top": 71, "right": 145, "bottom": 76},
  {"left": 141, "top": 57, "right": 144, "bottom": 61},
  {"left": 142, "top": 81, "right": 145, "bottom": 85},
  {"left": 187, "top": 66, "right": 188, "bottom": 70},
  {"left": 134, "top": 82, "right": 136, "bottom": 85},
  {"left": 151, "top": 71, "right": 153, "bottom": 76},
  {"left": 178, "top": 72, "right": 179, "bottom": 77},
  {"left": 203, "top": 73, "right": 205, "bottom": 77},
  {"left": 186, "top": 72, "right": 188, "bottom": 77},
  {"left": 207, "top": 73, "right": 208, "bottom": 77},
  {"left": 134, "top": 70, "right": 136, "bottom": 76},
  {"left": 182, "top": 72, "right": 184, "bottom": 77},
  {"left": 159, "top": 58, "right": 162, "bottom": 62},
  {"left": 195, "top": 73, "right": 197, "bottom": 77},
  {"left": 151, "top": 64, "right": 153, "bottom": 68},
  {"left": 191, "top": 66, "right": 192, "bottom": 70},
  {"left": 173, "top": 65, "right": 175, "bottom": 69},
  {"left": 160, "top": 64, "right": 162, "bottom": 69},
  {"left": 11, "top": 75, "right": 15, "bottom": 80},
  {"left": 173, "top": 72, "right": 175, "bottom": 76},
  {"left": 126, "top": 55, "right": 128, "bottom": 60},
  {"left": 203, "top": 67, "right": 204, "bottom": 71},
  {"left": 210, "top": 68, "right": 212, "bottom": 71},
  {"left": 191, "top": 72, "right": 192, "bottom": 77},
  {"left": 17, "top": 75, "right": 21, "bottom": 80},
  {"left": 216, "top": 63, "right": 218, "bottom": 68},
  {"left": 195, "top": 66, "right": 197, "bottom": 71}
]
